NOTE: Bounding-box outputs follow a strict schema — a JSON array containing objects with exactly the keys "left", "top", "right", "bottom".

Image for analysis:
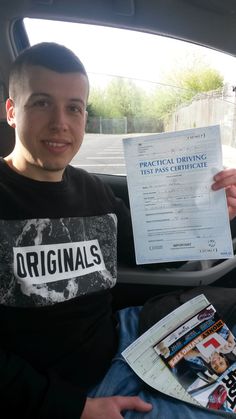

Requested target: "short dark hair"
[{"left": 9, "top": 42, "right": 89, "bottom": 98}]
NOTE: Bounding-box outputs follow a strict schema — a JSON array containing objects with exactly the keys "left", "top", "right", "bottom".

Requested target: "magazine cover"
[{"left": 154, "top": 304, "right": 236, "bottom": 413}]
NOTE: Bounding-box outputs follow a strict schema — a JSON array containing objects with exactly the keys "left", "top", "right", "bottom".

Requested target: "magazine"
[{"left": 122, "top": 294, "right": 236, "bottom": 413}]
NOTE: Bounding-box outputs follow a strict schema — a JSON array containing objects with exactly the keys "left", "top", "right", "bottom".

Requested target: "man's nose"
[{"left": 49, "top": 106, "right": 68, "bottom": 131}]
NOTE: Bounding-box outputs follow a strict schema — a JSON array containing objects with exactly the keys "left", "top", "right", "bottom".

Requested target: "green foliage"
[
  {"left": 181, "top": 67, "right": 223, "bottom": 94},
  {"left": 147, "top": 67, "right": 224, "bottom": 119},
  {"left": 89, "top": 78, "right": 144, "bottom": 118},
  {"left": 164, "top": 67, "right": 223, "bottom": 114},
  {"left": 88, "top": 87, "right": 107, "bottom": 117}
]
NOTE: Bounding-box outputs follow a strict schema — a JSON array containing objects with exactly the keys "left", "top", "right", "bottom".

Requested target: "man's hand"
[
  {"left": 81, "top": 396, "right": 152, "bottom": 419},
  {"left": 212, "top": 168, "right": 236, "bottom": 220}
]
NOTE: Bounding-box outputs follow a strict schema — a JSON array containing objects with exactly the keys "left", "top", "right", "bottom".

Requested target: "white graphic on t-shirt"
[
  {"left": 0, "top": 215, "right": 117, "bottom": 306},
  {"left": 13, "top": 239, "right": 105, "bottom": 285}
]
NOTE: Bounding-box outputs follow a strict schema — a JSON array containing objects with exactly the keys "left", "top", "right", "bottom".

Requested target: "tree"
[
  {"left": 88, "top": 77, "right": 144, "bottom": 118},
  {"left": 146, "top": 66, "right": 224, "bottom": 120},
  {"left": 88, "top": 87, "right": 108, "bottom": 117}
]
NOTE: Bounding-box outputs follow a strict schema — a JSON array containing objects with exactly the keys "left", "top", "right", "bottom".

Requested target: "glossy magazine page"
[{"left": 122, "top": 294, "right": 236, "bottom": 413}]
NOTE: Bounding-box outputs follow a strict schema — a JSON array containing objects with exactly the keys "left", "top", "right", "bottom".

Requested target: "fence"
[
  {"left": 86, "top": 116, "right": 163, "bottom": 134},
  {"left": 165, "top": 86, "right": 236, "bottom": 147}
]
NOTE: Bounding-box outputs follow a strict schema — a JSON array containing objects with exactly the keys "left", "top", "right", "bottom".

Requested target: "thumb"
[{"left": 134, "top": 397, "right": 153, "bottom": 412}]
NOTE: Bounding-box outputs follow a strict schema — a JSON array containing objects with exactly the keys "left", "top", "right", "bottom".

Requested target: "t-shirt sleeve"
[{"left": 115, "top": 197, "right": 136, "bottom": 266}]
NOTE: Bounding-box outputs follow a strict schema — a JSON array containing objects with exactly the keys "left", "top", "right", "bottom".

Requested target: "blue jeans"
[{"left": 88, "top": 306, "right": 235, "bottom": 418}]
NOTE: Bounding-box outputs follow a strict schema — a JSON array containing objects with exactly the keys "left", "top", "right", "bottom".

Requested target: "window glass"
[{"left": 24, "top": 18, "right": 236, "bottom": 175}]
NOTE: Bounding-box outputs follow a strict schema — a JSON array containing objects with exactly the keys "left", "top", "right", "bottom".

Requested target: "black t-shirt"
[{"left": 0, "top": 159, "right": 133, "bottom": 418}]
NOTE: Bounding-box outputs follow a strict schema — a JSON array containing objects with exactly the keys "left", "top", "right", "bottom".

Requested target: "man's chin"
[
  {"left": 33, "top": 162, "right": 68, "bottom": 181},
  {"left": 42, "top": 165, "right": 66, "bottom": 172},
  {"left": 40, "top": 160, "right": 69, "bottom": 173}
]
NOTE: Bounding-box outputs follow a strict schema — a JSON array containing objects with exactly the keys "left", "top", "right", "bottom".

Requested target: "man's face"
[{"left": 6, "top": 65, "right": 88, "bottom": 181}]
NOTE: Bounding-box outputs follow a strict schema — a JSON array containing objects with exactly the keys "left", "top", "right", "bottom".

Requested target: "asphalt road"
[{"left": 71, "top": 133, "right": 129, "bottom": 175}]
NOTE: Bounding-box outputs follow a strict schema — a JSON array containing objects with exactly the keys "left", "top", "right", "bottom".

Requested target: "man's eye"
[
  {"left": 33, "top": 100, "right": 49, "bottom": 108},
  {"left": 69, "top": 105, "right": 83, "bottom": 114}
]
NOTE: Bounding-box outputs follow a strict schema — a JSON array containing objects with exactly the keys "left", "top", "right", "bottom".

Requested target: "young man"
[
  {"left": 1, "top": 41, "right": 151, "bottom": 418},
  {"left": 1, "top": 42, "right": 236, "bottom": 418}
]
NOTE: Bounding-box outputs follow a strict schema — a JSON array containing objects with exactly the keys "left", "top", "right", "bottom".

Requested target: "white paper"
[{"left": 123, "top": 125, "right": 233, "bottom": 264}]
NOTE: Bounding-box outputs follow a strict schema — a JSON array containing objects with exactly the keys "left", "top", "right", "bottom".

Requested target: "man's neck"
[{"left": 4, "top": 156, "right": 65, "bottom": 182}]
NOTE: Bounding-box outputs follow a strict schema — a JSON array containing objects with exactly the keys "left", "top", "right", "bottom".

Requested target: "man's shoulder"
[{"left": 0, "top": 157, "right": 7, "bottom": 174}]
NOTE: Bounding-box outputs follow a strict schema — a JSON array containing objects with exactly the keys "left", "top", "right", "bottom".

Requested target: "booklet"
[
  {"left": 122, "top": 125, "right": 233, "bottom": 264},
  {"left": 122, "top": 294, "right": 236, "bottom": 414}
]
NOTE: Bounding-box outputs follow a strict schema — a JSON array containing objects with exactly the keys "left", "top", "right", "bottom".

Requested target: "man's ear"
[{"left": 6, "top": 98, "right": 16, "bottom": 128}]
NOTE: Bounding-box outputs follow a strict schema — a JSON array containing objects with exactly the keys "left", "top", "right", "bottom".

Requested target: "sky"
[{"left": 24, "top": 18, "right": 236, "bottom": 90}]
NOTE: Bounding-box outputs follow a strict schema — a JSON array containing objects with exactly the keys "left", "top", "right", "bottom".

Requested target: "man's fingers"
[
  {"left": 116, "top": 396, "right": 152, "bottom": 413},
  {"left": 226, "top": 186, "right": 236, "bottom": 199},
  {"left": 214, "top": 168, "right": 236, "bottom": 181},
  {"left": 212, "top": 169, "right": 236, "bottom": 190},
  {"left": 81, "top": 396, "right": 152, "bottom": 419}
]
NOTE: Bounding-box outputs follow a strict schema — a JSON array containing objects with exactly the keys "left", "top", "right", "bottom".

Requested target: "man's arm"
[
  {"left": 0, "top": 348, "right": 86, "bottom": 418},
  {"left": 115, "top": 197, "right": 136, "bottom": 267}
]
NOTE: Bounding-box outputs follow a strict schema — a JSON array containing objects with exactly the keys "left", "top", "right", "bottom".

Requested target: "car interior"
[{"left": 0, "top": 0, "right": 236, "bottom": 311}]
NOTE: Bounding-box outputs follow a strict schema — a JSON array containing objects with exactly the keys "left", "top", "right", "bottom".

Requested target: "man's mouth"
[
  {"left": 45, "top": 141, "right": 68, "bottom": 148},
  {"left": 43, "top": 140, "right": 71, "bottom": 152}
]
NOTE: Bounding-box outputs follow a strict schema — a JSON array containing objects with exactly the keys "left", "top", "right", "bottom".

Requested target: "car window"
[{"left": 24, "top": 18, "right": 236, "bottom": 175}]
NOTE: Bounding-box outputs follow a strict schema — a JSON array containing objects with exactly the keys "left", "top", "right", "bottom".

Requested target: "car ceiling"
[{"left": 0, "top": 0, "right": 236, "bottom": 88}]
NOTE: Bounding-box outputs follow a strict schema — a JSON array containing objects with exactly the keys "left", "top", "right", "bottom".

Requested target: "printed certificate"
[{"left": 123, "top": 125, "right": 233, "bottom": 264}]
